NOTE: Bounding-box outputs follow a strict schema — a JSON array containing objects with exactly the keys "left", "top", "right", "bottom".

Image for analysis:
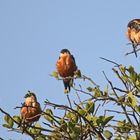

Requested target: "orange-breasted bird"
[
  {"left": 56, "top": 49, "right": 77, "bottom": 92},
  {"left": 21, "top": 92, "right": 42, "bottom": 125},
  {"left": 127, "top": 19, "right": 140, "bottom": 57}
]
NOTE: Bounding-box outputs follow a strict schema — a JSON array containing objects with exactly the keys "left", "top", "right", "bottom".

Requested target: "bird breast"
[
  {"left": 127, "top": 27, "right": 140, "bottom": 44},
  {"left": 56, "top": 55, "right": 77, "bottom": 77},
  {"left": 21, "top": 102, "right": 41, "bottom": 123}
]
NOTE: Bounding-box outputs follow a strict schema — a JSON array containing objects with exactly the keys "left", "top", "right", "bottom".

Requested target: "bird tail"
[{"left": 63, "top": 79, "right": 73, "bottom": 92}]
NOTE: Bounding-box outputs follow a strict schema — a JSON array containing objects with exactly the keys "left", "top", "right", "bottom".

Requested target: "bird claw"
[{"left": 64, "top": 89, "right": 69, "bottom": 94}]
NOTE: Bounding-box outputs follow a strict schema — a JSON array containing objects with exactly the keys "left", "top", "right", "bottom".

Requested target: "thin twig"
[
  {"left": 100, "top": 57, "right": 120, "bottom": 67},
  {"left": 66, "top": 94, "right": 72, "bottom": 108},
  {"left": 125, "top": 48, "right": 140, "bottom": 56}
]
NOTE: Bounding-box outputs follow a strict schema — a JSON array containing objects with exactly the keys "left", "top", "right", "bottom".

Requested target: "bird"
[
  {"left": 56, "top": 49, "right": 77, "bottom": 93},
  {"left": 20, "top": 91, "right": 42, "bottom": 129},
  {"left": 127, "top": 19, "right": 140, "bottom": 57}
]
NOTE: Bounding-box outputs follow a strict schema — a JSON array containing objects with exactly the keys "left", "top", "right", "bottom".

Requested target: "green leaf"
[
  {"left": 59, "top": 118, "right": 67, "bottom": 130},
  {"left": 4, "top": 115, "right": 10, "bottom": 123},
  {"left": 75, "top": 69, "right": 81, "bottom": 78},
  {"left": 117, "top": 120, "right": 131, "bottom": 133},
  {"left": 2, "top": 124, "right": 11, "bottom": 128},
  {"left": 30, "top": 124, "right": 41, "bottom": 135},
  {"left": 87, "top": 87, "right": 94, "bottom": 92},
  {"left": 13, "top": 116, "right": 21, "bottom": 124},
  {"left": 94, "top": 88, "right": 103, "bottom": 97},
  {"left": 135, "top": 105, "right": 140, "bottom": 112},
  {"left": 119, "top": 65, "right": 125, "bottom": 73},
  {"left": 78, "top": 109, "right": 86, "bottom": 116},
  {"left": 86, "top": 114, "right": 92, "bottom": 122},
  {"left": 130, "top": 72, "right": 137, "bottom": 83},
  {"left": 36, "top": 136, "right": 46, "bottom": 140},
  {"left": 117, "top": 96, "right": 125, "bottom": 105},
  {"left": 72, "top": 125, "right": 81, "bottom": 134},
  {"left": 92, "top": 116, "right": 98, "bottom": 125},
  {"left": 51, "top": 71, "right": 59, "bottom": 79},
  {"left": 128, "top": 92, "right": 138, "bottom": 107},
  {"left": 4, "top": 115, "right": 14, "bottom": 128},
  {"left": 114, "top": 136, "right": 122, "bottom": 140},
  {"left": 127, "top": 135, "right": 136, "bottom": 140},
  {"left": 102, "top": 116, "right": 114, "bottom": 126},
  {"left": 30, "top": 128, "right": 38, "bottom": 135},
  {"left": 136, "top": 80, "right": 140, "bottom": 86},
  {"left": 35, "top": 123, "right": 42, "bottom": 128},
  {"left": 97, "top": 116, "right": 114, "bottom": 127},
  {"left": 35, "top": 124, "right": 41, "bottom": 133},
  {"left": 128, "top": 66, "right": 137, "bottom": 83},
  {"left": 128, "top": 65, "right": 134, "bottom": 73},
  {"left": 104, "top": 85, "right": 108, "bottom": 96},
  {"left": 121, "top": 76, "right": 131, "bottom": 83},
  {"left": 85, "top": 101, "right": 95, "bottom": 114},
  {"left": 96, "top": 116, "right": 104, "bottom": 126},
  {"left": 9, "top": 119, "right": 14, "bottom": 128},
  {"left": 66, "top": 112, "right": 78, "bottom": 123},
  {"left": 70, "top": 132, "right": 78, "bottom": 139},
  {"left": 103, "top": 130, "right": 113, "bottom": 139},
  {"left": 44, "top": 109, "right": 54, "bottom": 124},
  {"left": 68, "top": 121, "right": 75, "bottom": 130}
]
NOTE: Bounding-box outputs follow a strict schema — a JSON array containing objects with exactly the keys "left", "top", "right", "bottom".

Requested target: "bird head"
[
  {"left": 60, "top": 49, "right": 71, "bottom": 57},
  {"left": 24, "top": 91, "right": 37, "bottom": 105}
]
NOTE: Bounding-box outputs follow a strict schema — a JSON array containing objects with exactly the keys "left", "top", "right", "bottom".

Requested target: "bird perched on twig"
[
  {"left": 56, "top": 49, "right": 77, "bottom": 93},
  {"left": 127, "top": 19, "right": 140, "bottom": 57},
  {"left": 20, "top": 91, "right": 42, "bottom": 128}
]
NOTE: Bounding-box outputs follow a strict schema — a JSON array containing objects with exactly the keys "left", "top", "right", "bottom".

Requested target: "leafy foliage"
[{"left": 1, "top": 64, "right": 140, "bottom": 140}]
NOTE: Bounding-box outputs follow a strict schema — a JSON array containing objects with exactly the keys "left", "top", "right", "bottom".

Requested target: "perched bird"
[
  {"left": 127, "top": 19, "right": 140, "bottom": 57},
  {"left": 56, "top": 49, "right": 77, "bottom": 92},
  {"left": 21, "top": 92, "right": 42, "bottom": 125}
]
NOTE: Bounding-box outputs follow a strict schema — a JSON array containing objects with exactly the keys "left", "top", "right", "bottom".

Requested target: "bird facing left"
[{"left": 127, "top": 19, "right": 140, "bottom": 57}]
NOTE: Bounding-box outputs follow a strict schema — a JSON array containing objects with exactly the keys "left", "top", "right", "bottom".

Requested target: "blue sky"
[{"left": 0, "top": 0, "right": 140, "bottom": 139}]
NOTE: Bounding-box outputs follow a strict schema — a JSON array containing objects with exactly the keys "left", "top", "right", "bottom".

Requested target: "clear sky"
[{"left": 0, "top": 0, "right": 140, "bottom": 139}]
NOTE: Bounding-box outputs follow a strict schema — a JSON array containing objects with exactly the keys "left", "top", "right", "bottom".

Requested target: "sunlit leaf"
[
  {"left": 87, "top": 87, "right": 94, "bottom": 92},
  {"left": 103, "top": 130, "right": 113, "bottom": 139},
  {"left": 36, "top": 136, "right": 46, "bottom": 140},
  {"left": 13, "top": 116, "right": 21, "bottom": 124},
  {"left": 128, "top": 92, "right": 138, "bottom": 107},
  {"left": 102, "top": 116, "right": 114, "bottom": 126},
  {"left": 66, "top": 112, "right": 78, "bottom": 123},
  {"left": 51, "top": 71, "right": 59, "bottom": 79},
  {"left": 86, "top": 114, "right": 92, "bottom": 122},
  {"left": 78, "top": 109, "right": 86, "bottom": 116},
  {"left": 59, "top": 118, "right": 67, "bottom": 130},
  {"left": 127, "top": 135, "right": 136, "bottom": 140},
  {"left": 75, "top": 69, "right": 81, "bottom": 78},
  {"left": 104, "top": 85, "right": 108, "bottom": 96},
  {"left": 4, "top": 115, "right": 10, "bottom": 123},
  {"left": 2, "top": 124, "right": 11, "bottom": 128},
  {"left": 119, "top": 65, "right": 125, "bottom": 73},
  {"left": 121, "top": 76, "right": 131, "bottom": 83},
  {"left": 4, "top": 115, "right": 14, "bottom": 128},
  {"left": 128, "top": 65, "right": 134, "bottom": 74},
  {"left": 44, "top": 109, "right": 54, "bottom": 124},
  {"left": 70, "top": 132, "right": 78, "bottom": 139},
  {"left": 85, "top": 101, "right": 95, "bottom": 114}
]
